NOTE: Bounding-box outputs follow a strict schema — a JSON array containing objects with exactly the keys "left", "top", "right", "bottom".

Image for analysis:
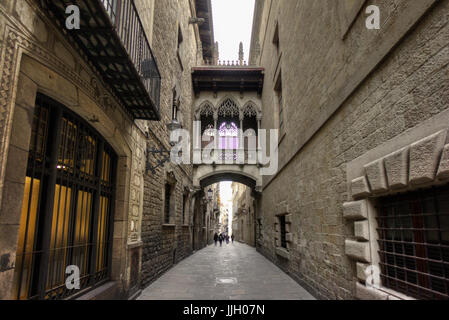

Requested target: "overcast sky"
[{"left": 212, "top": 0, "right": 255, "bottom": 62}]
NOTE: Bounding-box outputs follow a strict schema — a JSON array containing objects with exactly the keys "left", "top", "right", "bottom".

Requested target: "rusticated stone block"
[
  {"left": 286, "top": 233, "right": 294, "bottom": 243},
  {"left": 345, "top": 240, "right": 371, "bottom": 263},
  {"left": 437, "top": 144, "right": 449, "bottom": 180},
  {"left": 354, "top": 221, "right": 370, "bottom": 241},
  {"left": 384, "top": 147, "right": 409, "bottom": 190},
  {"left": 364, "top": 159, "right": 388, "bottom": 193},
  {"left": 275, "top": 247, "right": 290, "bottom": 260},
  {"left": 409, "top": 130, "right": 446, "bottom": 185},
  {"left": 351, "top": 176, "right": 371, "bottom": 198},
  {"left": 285, "top": 214, "right": 292, "bottom": 224},
  {"left": 275, "top": 238, "right": 281, "bottom": 247},
  {"left": 356, "top": 262, "right": 370, "bottom": 282},
  {"left": 343, "top": 200, "right": 368, "bottom": 220},
  {"left": 356, "top": 282, "right": 388, "bottom": 300}
]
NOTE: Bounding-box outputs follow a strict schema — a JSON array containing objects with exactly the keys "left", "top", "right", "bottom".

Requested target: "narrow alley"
[
  {"left": 138, "top": 243, "right": 314, "bottom": 300},
  {"left": 0, "top": 0, "right": 448, "bottom": 303}
]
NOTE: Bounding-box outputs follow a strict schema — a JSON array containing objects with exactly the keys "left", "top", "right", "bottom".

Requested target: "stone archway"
[{"left": 193, "top": 164, "right": 262, "bottom": 193}]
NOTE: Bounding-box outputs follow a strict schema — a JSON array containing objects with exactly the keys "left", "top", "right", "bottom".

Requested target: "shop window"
[{"left": 14, "top": 93, "right": 116, "bottom": 300}]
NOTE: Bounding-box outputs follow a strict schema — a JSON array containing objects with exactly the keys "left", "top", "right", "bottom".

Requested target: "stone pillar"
[
  {"left": 214, "top": 114, "right": 218, "bottom": 161},
  {"left": 238, "top": 114, "right": 245, "bottom": 164}
]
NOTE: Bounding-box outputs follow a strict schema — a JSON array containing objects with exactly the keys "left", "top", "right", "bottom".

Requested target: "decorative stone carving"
[
  {"left": 409, "top": 130, "right": 447, "bottom": 185},
  {"left": 343, "top": 200, "right": 368, "bottom": 220}
]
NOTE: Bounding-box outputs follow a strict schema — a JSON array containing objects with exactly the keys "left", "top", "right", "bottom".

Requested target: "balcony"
[{"left": 44, "top": 0, "right": 161, "bottom": 120}]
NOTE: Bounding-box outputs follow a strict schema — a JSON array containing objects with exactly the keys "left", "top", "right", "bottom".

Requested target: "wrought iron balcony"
[{"left": 43, "top": 0, "right": 161, "bottom": 120}]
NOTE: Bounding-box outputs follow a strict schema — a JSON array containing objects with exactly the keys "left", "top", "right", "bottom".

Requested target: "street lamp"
[{"left": 207, "top": 188, "right": 213, "bottom": 202}]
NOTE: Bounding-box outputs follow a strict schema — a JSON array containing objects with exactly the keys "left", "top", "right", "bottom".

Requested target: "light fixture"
[
  {"left": 189, "top": 17, "right": 205, "bottom": 25},
  {"left": 207, "top": 188, "right": 213, "bottom": 202}
]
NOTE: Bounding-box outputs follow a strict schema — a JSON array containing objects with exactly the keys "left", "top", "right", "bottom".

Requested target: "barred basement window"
[
  {"left": 279, "top": 215, "right": 287, "bottom": 249},
  {"left": 182, "top": 194, "right": 187, "bottom": 224},
  {"left": 164, "top": 183, "right": 172, "bottom": 224},
  {"left": 377, "top": 186, "right": 449, "bottom": 300},
  {"left": 13, "top": 93, "right": 116, "bottom": 300}
]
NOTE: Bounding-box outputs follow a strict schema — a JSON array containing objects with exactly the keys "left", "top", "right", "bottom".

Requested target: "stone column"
[{"left": 238, "top": 113, "right": 245, "bottom": 164}]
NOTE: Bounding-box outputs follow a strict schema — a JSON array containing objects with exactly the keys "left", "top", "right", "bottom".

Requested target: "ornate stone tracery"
[
  {"left": 217, "top": 98, "right": 240, "bottom": 118},
  {"left": 243, "top": 104, "right": 258, "bottom": 117},
  {"left": 199, "top": 102, "right": 214, "bottom": 117}
]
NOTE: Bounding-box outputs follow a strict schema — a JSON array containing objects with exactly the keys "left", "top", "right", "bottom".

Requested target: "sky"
[
  {"left": 212, "top": 1, "right": 255, "bottom": 232},
  {"left": 211, "top": 0, "right": 255, "bottom": 62}
]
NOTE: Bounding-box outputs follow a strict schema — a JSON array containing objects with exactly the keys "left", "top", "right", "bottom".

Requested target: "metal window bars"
[
  {"left": 376, "top": 186, "right": 449, "bottom": 300},
  {"left": 14, "top": 94, "right": 117, "bottom": 300}
]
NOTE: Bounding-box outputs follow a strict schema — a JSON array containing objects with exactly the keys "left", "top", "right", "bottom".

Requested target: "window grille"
[
  {"left": 279, "top": 215, "right": 287, "bottom": 249},
  {"left": 377, "top": 186, "right": 449, "bottom": 300},
  {"left": 164, "top": 184, "right": 172, "bottom": 224},
  {"left": 14, "top": 93, "right": 116, "bottom": 300}
]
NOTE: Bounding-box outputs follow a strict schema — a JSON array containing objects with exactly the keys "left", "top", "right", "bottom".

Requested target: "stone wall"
[
  {"left": 252, "top": 0, "right": 449, "bottom": 299},
  {"left": 0, "top": 0, "right": 148, "bottom": 299},
  {"left": 232, "top": 183, "right": 256, "bottom": 246},
  {"left": 139, "top": 0, "right": 203, "bottom": 287}
]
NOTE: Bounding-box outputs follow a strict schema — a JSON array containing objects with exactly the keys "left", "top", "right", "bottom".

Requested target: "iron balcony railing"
[{"left": 43, "top": 0, "right": 161, "bottom": 120}]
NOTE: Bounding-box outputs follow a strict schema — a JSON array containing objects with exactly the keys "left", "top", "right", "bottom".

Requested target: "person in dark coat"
[
  {"left": 218, "top": 234, "right": 223, "bottom": 247},
  {"left": 231, "top": 234, "right": 235, "bottom": 243},
  {"left": 214, "top": 233, "right": 219, "bottom": 246}
]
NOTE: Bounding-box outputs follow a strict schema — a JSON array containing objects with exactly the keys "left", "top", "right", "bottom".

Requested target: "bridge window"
[{"left": 218, "top": 122, "right": 239, "bottom": 161}]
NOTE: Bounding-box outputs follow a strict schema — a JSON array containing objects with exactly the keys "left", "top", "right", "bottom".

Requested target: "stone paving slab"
[{"left": 138, "top": 242, "right": 315, "bottom": 300}]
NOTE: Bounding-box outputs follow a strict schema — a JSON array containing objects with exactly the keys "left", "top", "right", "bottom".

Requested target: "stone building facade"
[
  {"left": 138, "top": 0, "right": 209, "bottom": 288},
  {"left": 251, "top": 0, "right": 449, "bottom": 300},
  {"left": 0, "top": 0, "right": 213, "bottom": 300},
  {"left": 231, "top": 182, "right": 255, "bottom": 247},
  {"left": 0, "top": 0, "right": 153, "bottom": 299}
]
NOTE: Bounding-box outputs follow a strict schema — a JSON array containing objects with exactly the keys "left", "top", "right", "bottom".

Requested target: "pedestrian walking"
[
  {"left": 226, "top": 235, "right": 230, "bottom": 244},
  {"left": 231, "top": 234, "right": 235, "bottom": 243},
  {"left": 219, "top": 234, "right": 223, "bottom": 247},
  {"left": 214, "top": 233, "right": 219, "bottom": 246}
]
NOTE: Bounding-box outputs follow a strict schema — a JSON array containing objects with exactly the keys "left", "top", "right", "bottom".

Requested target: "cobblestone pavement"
[{"left": 138, "top": 242, "right": 315, "bottom": 300}]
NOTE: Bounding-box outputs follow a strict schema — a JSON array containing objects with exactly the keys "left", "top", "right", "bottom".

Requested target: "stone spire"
[
  {"left": 239, "top": 42, "right": 244, "bottom": 66},
  {"left": 213, "top": 41, "right": 219, "bottom": 65}
]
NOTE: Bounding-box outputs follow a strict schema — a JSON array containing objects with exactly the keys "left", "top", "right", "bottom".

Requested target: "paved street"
[{"left": 138, "top": 242, "right": 315, "bottom": 300}]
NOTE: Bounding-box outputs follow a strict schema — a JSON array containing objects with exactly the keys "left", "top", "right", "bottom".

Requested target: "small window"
[
  {"left": 177, "top": 24, "right": 184, "bottom": 69},
  {"left": 177, "top": 25, "right": 183, "bottom": 51},
  {"left": 273, "top": 21, "right": 280, "bottom": 53},
  {"left": 275, "top": 73, "right": 284, "bottom": 133},
  {"left": 164, "top": 183, "right": 173, "bottom": 224},
  {"left": 279, "top": 215, "right": 287, "bottom": 249},
  {"left": 172, "top": 89, "right": 179, "bottom": 121},
  {"left": 377, "top": 186, "right": 449, "bottom": 300},
  {"left": 182, "top": 194, "right": 188, "bottom": 225}
]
